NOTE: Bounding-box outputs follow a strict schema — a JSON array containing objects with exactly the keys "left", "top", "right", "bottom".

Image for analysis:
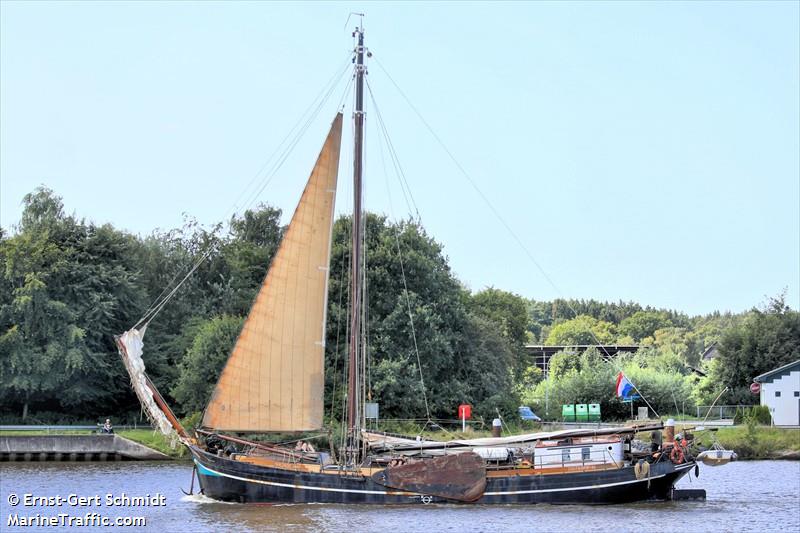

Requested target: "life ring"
[{"left": 670, "top": 444, "right": 685, "bottom": 464}]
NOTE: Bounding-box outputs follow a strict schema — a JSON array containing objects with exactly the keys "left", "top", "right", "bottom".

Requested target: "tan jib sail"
[{"left": 202, "top": 113, "right": 343, "bottom": 432}]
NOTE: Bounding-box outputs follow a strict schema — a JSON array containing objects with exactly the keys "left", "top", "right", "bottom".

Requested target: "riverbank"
[
  {"left": 693, "top": 426, "right": 800, "bottom": 460},
  {"left": 0, "top": 434, "right": 171, "bottom": 461},
  {"left": 118, "top": 430, "right": 187, "bottom": 459},
  {"left": 0, "top": 429, "right": 186, "bottom": 460},
  {"left": 382, "top": 422, "right": 800, "bottom": 461},
  {"left": 4, "top": 424, "right": 797, "bottom": 461}
]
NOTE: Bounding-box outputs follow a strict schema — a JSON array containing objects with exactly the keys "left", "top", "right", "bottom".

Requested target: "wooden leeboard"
[{"left": 372, "top": 452, "right": 487, "bottom": 502}]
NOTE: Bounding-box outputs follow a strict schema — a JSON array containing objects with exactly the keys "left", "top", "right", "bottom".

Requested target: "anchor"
[{"left": 181, "top": 464, "right": 197, "bottom": 495}]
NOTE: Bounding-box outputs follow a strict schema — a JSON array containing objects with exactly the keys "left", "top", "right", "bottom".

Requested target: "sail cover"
[{"left": 202, "top": 113, "right": 343, "bottom": 432}]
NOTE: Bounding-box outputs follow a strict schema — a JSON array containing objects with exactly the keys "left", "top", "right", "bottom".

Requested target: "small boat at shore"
[
  {"left": 697, "top": 443, "right": 738, "bottom": 466},
  {"left": 117, "top": 24, "right": 713, "bottom": 505}
]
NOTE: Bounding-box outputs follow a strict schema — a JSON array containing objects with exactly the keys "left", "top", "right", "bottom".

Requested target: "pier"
[{"left": 0, "top": 434, "right": 170, "bottom": 462}]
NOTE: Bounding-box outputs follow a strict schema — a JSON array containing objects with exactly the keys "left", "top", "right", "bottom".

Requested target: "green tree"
[
  {"left": 618, "top": 311, "right": 673, "bottom": 342},
  {"left": 545, "top": 315, "right": 616, "bottom": 345},
  {"left": 711, "top": 294, "right": 800, "bottom": 404},
  {"left": 133, "top": 205, "right": 283, "bottom": 398},
  {"left": 469, "top": 288, "right": 530, "bottom": 375},
  {"left": 324, "top": 215, "right": 519, "bottom": 422},
  {"left": 171, "top": 315, "right": 244, "bottom": 413},
  {"left": 0, "top": 188, "right": 146, "bottom": 418},
  {"left": 523, "top": 350, "right": 692, "bottom": 421}
]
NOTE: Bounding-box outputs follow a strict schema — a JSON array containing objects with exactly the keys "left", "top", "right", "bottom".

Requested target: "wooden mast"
[{"left": 346, "top": 25, "right": 367, "bottom": 463}]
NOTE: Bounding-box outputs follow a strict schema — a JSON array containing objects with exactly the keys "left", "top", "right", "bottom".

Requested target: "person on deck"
[
  {"left": 102, "top": 419, "right": 114, "bottom": 434},
  {"left": 294, "top": 440, "right": 315, "bottom": 453}
]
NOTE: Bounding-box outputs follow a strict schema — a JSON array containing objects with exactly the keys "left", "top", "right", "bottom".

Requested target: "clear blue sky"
[{"left": 2, "top": 1, "right": 798, "bottom": 316}]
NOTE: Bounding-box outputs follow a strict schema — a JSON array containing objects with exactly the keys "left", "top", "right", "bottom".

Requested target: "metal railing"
[
  {"left": 0, "top": 424, "right": 153, "bottom": 433},
  {"left": 694, "top": 405, "right": 749, "bottom": 420}
]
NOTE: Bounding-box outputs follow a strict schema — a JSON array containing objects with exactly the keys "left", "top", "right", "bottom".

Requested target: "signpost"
[
  {"left": 458, "top": 404, "right": 471, "bottom": 432},
  {"left": 622, "top": 394, "right": 641, "bottom": 420},
  {"left": 750, "top": 382, "right": 761, "bottom": 395}
]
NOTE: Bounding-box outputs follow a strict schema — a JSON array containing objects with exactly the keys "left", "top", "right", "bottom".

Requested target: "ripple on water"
[{"left": 1, "top": 460, "right": 798, "bottom": 532}]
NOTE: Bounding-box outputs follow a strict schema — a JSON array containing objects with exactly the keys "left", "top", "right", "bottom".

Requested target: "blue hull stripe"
[{"left": 194, "top": 460, "right": 222, "bottom": 477}]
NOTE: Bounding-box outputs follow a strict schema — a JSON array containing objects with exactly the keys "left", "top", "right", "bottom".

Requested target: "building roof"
[
  {"left": 701, "top": 342, "right": 719, "bottom": 361},
  {"left": 523, "top": 345, "right": 641, "bottom": 370},
  {"left": 523, "top": 344, "right": 640, "bottom": 354},
  {"left": 753, "top": 360, "right": 800, "bottom": 383}
]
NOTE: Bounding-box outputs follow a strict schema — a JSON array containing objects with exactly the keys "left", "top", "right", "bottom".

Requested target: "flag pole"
[{"left": 623, "top": 371, "right": 660, "bottom": 419}]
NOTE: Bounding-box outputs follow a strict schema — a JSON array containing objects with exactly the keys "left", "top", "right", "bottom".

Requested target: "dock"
[{"left": 0, "top": 434, "right": 170, "bottom": 462}]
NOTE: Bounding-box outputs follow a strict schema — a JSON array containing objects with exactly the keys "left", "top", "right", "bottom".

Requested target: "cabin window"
[
  {"left": 562, "top": 449, "right": 571, "bottom": 462},
  {"left": 794, "top": 391, "right": 799, "bottom": 397},
  {"left": 581, "top": 447, "right": 591, "bottom": 461},
  {"left": 775, "top": 391, "right": 781, "bottom": 397}
]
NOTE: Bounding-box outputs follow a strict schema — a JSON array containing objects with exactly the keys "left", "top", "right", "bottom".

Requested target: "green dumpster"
[
  {"left": 576, "top": 404, "right": 589, "bottom": 422},
  {"left": 588, "top": 403, "right": 601, "bottom": 422},
  {"left": 562, "top": 404, "right": 575, "bottom": 422}
]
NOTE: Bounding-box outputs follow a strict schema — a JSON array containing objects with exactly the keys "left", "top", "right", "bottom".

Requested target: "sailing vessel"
[{"left": 117, "top": 26, "right": 701, "bottom": 505}]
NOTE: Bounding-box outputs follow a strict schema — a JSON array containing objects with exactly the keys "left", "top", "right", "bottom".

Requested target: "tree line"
[{"left": 1, "top": 187, "right": 797, "bottom": 425}]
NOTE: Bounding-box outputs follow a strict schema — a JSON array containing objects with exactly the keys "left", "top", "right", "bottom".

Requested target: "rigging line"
[
  {"left": 328, "top": 222, "right": 349, "bottom": 424},
  {"left": 135, "top": 87, "right": 325, "bottom": 330},
  {"left": 134, "top": 246, "right": 216, "bottom": 330},
  {"left": 134, "top": 234, "right": 222, "bottom": 329},
  {"left": 671, "top": 388, "right": 680, "bottom": 420},
  {"left": 144, "top": 65, "right": 349, "bottom": 327},
  {"left": 136, "top": 55, "right": 351, "bottom": 323},
  {"left": 333, "top": 116, "right": 355, "bottom": 431},
  {"left": 337, "top": 70, "right": 356, "bottom": 112},
  {"left": 133, "top": 57, "right": 352, "bottom": 328},
  {"left": 625, "top": 374, "right": 660, "bottom": 419},
  {"left": 361, "top": 97, "right": 371, "bottom": 419},
  {"left": 241, "top": 63, "right": 351, "bottom": 215},
  {"left": 229, "top": 54, "right": 353, "bottom": 220},
  {"left": 374, "top": 59, "right": 644, "bottom": 380},
  {"left": 373, "top": 103, "right": 432, "bottom": 423},
  {"left": 365, "top": 78, "right": 421, "bottom": 221},
  {"left": 134, "top": 232, "right": 218, "bottom": 329},
  {"left": 342, "top": 81, "right": 359, "bottom": 450},
  {"left": 365, "top": 79, "right": 413, "bottom": 217},
  {"left": 367, "top": 80, "right": 420, "bottom": 222},
  {"left": 374, "top": 57, "right": 569, "bottom": 316}
]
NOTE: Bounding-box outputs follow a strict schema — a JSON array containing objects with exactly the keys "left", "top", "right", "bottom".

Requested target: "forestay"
[{"left": 202, "top": 113, "right": 343, "bottom": 433}]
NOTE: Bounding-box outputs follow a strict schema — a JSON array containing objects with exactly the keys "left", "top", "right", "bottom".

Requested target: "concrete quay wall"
[{"left": 0, "top": 435, "right": 170, "bottom": 461}]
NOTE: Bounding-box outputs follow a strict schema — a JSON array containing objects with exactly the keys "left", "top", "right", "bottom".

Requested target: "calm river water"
[{"left": 1, "top": 460, "right": 798, "bottom": 532}]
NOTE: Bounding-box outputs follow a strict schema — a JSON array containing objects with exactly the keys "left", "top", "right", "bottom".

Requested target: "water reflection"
[{"left": 1, "top": 461, "right": 798, "bottom": 532}]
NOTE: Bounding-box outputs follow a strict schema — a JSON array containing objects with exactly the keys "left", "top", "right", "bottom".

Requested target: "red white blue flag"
[{"left": 615, "top": 372, "right": 636, "bottom": 400}]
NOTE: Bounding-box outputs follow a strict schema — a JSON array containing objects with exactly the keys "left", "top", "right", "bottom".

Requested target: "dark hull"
[{"left": 190, "top": 447, "right": 694, "bottom": 505}]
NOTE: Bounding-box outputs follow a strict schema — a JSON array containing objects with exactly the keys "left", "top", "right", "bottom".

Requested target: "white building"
[{"left": 754, "top": 360, "right": 800, "bottom": 426}]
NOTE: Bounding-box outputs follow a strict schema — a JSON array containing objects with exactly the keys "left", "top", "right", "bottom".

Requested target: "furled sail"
[
  {"left": 116, "top": 326, "right": 180, "bottom": 444},
  {"left": 202, "top": 113, "right": 343, "bottom": 432}
]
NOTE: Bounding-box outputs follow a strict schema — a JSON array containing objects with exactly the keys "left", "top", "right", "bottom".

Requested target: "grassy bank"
[
  {"left": 5, "top": 424, "right": 796, "bottom": 461},
  {"left": 693, "top": 426, "right": 800, "bottom": 460},
  {"left": 0, "top": 428, "right": 187, "bottom": 459},
  {"left": 117, "top": 429, "right": 187, "bottom": 459}
]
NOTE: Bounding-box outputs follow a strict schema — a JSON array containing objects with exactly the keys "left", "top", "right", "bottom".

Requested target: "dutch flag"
[{"left": 615, "top": 372, "right": 636, "bottom": 400}]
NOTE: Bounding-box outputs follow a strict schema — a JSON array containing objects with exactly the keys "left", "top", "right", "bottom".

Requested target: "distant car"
[{"left": 518, "top": 406, "right": 542, "bottom": 422}]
